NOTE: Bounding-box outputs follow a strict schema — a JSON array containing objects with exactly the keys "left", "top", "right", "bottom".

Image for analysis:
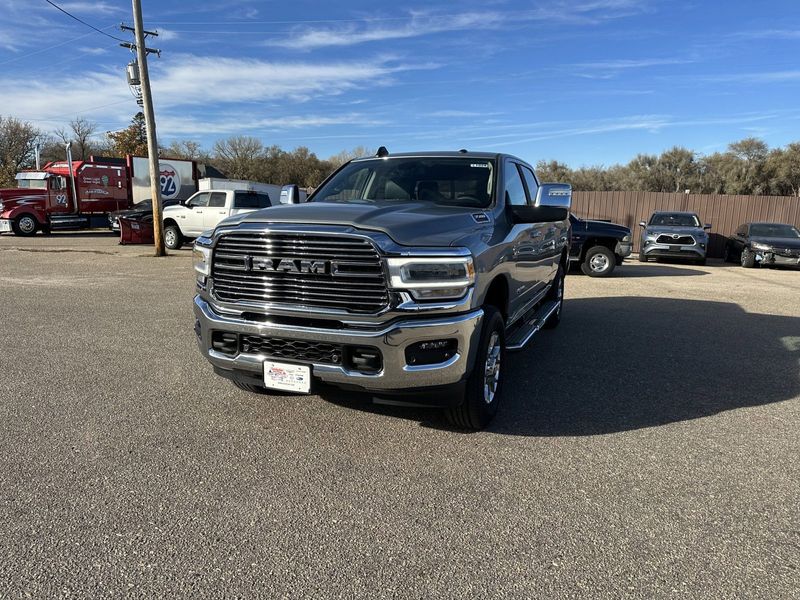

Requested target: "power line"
[{"left": 43, "top": 0, "right": 128, "bottom": 43}]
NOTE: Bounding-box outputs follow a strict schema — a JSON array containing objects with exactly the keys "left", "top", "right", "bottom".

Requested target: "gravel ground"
[{"left": 0, "top": 232, "right": 798, "bottom": 598}]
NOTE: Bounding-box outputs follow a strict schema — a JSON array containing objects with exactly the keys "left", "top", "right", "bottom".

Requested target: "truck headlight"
[
  {"left": 621, "top": 234, "right": 631, "bottom": 243},
  {"left": 193, "top": 237, "right": 213, "bottom": 276},
  {"left": 386, "top": 256, "right": 475, "bottom": 300},
  {"left": 751, "top": 242, "right": 771, "bottom": 251}
]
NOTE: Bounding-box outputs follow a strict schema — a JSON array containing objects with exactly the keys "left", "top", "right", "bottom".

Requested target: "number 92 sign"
[{"left": 158, "top": 164, "right": 181, "bottom": 199}]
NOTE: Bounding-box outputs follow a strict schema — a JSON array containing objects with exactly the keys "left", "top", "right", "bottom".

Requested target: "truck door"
[
  {"left": 202, "top": 192, "right": 229, "bottom": 230},
  {"left": 47, "top": 175, "right": 70, "bottom": 214},
  {"left": 180, "top": 192, "right": 211, "bottom": 235},
  {"left": 504, "top": 160, "right": 550, "bottom": 319}
]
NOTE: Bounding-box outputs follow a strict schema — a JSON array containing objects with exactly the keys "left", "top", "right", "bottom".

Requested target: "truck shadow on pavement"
[
  {"left": 609, "top": 263, "right": 710, "bottom": 277},
  {"left": 322, "top": 296, "right": 800, "bottom": 435},
  {"left": 493, "top": 296, "right": 800, "bottom": 436}
]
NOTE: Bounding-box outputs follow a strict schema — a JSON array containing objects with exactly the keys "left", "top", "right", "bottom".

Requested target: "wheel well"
[
  {"left": 483, "top": 276, "right": 509, "bottom": 321},
  {"left": 163, "top": 218, "right": 179, "bottom": 230},
  {"left": 580, "top": 237, "right": 616, "bottom": 259}
]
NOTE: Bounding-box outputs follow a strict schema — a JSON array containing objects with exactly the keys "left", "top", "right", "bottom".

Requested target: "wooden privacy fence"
[{"left": 571, "top": 191, "right": 800, "bottom": 258}]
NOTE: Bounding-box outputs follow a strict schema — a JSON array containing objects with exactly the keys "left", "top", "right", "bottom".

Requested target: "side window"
[
  {"left": 188, "top": 193, "right": 210, "bottom": 208},
  {"left": 504, "top": 162, "right": 527, "bottom": 206},
  {"left": 520, "top": 166, "right": 539, "bottom": 204},
  {"left": 208, "top": 192, "right": 227, "bottom": 208},
  {"left": 234, "top": 192, "right": 272, "bottom": 209}
]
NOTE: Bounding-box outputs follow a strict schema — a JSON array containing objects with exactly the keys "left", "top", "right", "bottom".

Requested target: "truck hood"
[
  {"left": 221, "top": 201, "right": 493, "bottom": 247},
  {"left": 580, "top": 218, "right": 630, "bottom": 236},
  {"left": 0, "top": 188, "right": 47, "bottom": 212}
]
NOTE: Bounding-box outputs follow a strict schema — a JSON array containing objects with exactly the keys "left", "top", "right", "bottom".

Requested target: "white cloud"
[
  {"left": 58, "top": 2, "right": 123, "bottom": 15},
  {"left": 268, "top": 11, "right": 505, "bottom": 50},
  {"left": 704, "top": 70, "right": 800, "bottom": 83},
  {"left": 149, "top": 55, "right": 413, "bottom": 105},
  {"left": 77, "top": 46, "right": 109, "bottom": 55},
  {"left": 0, "top": 54, "right": 423, "bottom": 135},
  {"left": 159, "top": 113, "right": 384, "bottom": 136}
]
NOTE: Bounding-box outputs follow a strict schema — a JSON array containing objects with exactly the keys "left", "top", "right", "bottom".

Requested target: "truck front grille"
[
  {"left": 240, "top": 334, "right": 343, "bottom": 365},
  {"left": 211, "top": 232, "right": 389, "bottom": 313},
  {"left": 657, "top": 234, "right": 695, "bottom": 245}
]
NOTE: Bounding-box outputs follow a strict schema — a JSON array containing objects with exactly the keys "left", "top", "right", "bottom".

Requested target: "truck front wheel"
[
  {"left": 445, "top": 306, "right": 505, "bottom": 430},
  {"left": 164, "top": 224, "right": 183, "bottom": 250},
  {"left": 581, "top": 245, "right": 615, "bottom": 277},
  {"left": 12, "top": 214, "right": 38, "bottom": 236}
]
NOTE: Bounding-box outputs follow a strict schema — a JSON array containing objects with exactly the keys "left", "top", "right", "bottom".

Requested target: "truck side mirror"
[
  {"left": 280, "top": 184, "right": 300, "bottom": 204},
  {"left": 639, "top": 221, "right": 647, "bottom": 228},
  {"left": 534, "top": 183, "right": 572, "bottom": 209},
  {"left": 509, "top": 183, "right": 572, "bottom": 223},
  {"left": 704, "top": 223, "right": 712, "bottom": 230}
]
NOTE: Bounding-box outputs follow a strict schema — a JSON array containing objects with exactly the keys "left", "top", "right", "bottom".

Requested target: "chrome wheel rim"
[
  {"left": 18, "top": 216, "right": 35, "bottom": 233},
  {"left": 483, "top": 331, "right": 501, "bottom": 404},
  {"left": 165, "top": 229, "right": 176, "bottom": 246},
  {"left": 741, "top": 250, "right": 748, "bottom": 266},
  {"left": 590, "top": 253, "right": 609, "bottom": 272}
]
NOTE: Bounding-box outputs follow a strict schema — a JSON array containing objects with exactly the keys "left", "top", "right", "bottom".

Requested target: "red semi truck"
[{"left": 0, "top": 146, "right": 203, "bottom": 236}]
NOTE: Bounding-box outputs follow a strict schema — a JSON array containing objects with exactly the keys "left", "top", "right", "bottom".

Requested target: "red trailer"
[{"left": 0, "top": 147, "right": 200, "bottom": 236}]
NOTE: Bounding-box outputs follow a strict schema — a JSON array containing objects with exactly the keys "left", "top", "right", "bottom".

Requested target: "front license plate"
[
  {"left": 0, "top": 220, "right": 11, "bottom": 232},
  {"left": 263, "top": 361, "right": 311, "bottom": 393}
]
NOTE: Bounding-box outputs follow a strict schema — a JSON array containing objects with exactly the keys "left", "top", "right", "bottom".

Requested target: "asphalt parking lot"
[{"left": 1, "top": 232, "right": 798, "bottom": 598}]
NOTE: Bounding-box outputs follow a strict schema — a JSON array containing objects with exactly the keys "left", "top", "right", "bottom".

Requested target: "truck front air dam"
[{"left": 194, "top": 296, "right": 484, "bottom": 393}]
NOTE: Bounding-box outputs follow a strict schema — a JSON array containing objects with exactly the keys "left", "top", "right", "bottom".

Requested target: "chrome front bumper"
[{"left": 193, "top": 296, "right": 484, "bottom": 392}]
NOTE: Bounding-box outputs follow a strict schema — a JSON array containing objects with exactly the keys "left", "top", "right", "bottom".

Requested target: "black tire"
[
  {"left": 164, "top": 224, "right": 183, "bottom": 250},
  {"left": 741, "top": 247, "right": 756, "bottom": 268},
  {"left": 12, "top": 214, "right": 38, "bottom": 236},
  {"left": 581, "top": 245, "right": 616, "bottom": 277},
  {"left": 445, "top": 306, "right": 505, "bottom": 430},
  {"left": 543, "top": 263, "right": 565, "bottom": 329},
  {"left": 638, "top": 250, "right": 648, "bottom": 262},
  {"left": 232, "top": 380, "right": 269, "bottom": 394}
]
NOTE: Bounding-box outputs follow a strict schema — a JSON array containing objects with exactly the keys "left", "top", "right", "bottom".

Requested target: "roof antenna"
[
  {"left": 458, "top": 148, "right": 468, "bottom": 153},
  {"left": 376, "top": 146, "right": 389, "bottom": 158}
]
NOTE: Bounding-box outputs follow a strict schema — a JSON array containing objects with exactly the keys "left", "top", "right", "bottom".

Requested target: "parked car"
[
  {"left": 568, "top": 213, "right": 632, "bottom": 277},
  {"left": 108, "top": 198, "right": 180, "bottom": 232},
  {"left": 192, "top": 150, "right": 572, "bottom": 430},
  {"left": 162, "top": 189, "right": 274, "bottom": 250},
  {"left": 725, "top": 222, "right": 800, "bottom": 268},
  {"left": 638, "top": 211, "right": 711, "bottom": 265}
]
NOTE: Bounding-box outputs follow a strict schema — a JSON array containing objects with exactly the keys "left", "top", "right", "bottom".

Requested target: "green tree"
[
  {"left": 107, "top": 112, "right": 148, "bottom": 157},
  {"left": 0, "top": 116, "right": 42, "bottom": 187}
]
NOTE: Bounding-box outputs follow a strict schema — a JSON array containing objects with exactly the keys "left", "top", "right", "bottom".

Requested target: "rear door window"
[{"left": 233, "top": 192, "right": 272, "bottom": 209}]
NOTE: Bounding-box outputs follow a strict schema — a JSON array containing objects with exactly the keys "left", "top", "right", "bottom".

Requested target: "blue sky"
[{"left": 1, "top": 0, "right": 799, "bottom": 166}]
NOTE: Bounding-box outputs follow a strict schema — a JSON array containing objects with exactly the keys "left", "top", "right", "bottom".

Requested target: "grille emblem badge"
[{"left": 246, "top": 256, "right": 329, "bottom": 274}]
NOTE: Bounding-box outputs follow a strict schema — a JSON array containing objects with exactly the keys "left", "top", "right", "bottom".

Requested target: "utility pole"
[{"left": 122, "top": 0, "right": 165, "bottom": 256}]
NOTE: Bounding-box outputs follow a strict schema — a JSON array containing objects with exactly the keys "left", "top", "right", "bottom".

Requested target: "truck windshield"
[
  {"left": 312, "top": 157, "right": 495, "bottom": 208},
  {"left": 649, "top": 213, "right": 701, "bottom": 227}
]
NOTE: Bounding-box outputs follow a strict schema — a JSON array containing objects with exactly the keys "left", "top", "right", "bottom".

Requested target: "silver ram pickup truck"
[{"left": 192, "top": 150, "right": 571, "bottom": 429}]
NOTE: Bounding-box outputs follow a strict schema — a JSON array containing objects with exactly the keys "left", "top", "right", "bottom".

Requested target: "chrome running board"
[{"left": 506, "top": 300, "right": 560, "bottom": 351}]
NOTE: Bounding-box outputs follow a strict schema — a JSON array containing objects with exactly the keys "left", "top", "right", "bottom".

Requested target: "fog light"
[
  {"left": 345, "top": 346, "right": 382, "bottom": 373},
  {"left": 405, "top": 339, "right": 457, "bottom": 366},
  {"left": 212, "top": 331, "right": 238, "bottom": 355}
]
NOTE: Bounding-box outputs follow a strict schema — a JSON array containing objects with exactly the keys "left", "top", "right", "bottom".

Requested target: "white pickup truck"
[{"left": 162, "top": 189, "right": 275, "bottom": 250}]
